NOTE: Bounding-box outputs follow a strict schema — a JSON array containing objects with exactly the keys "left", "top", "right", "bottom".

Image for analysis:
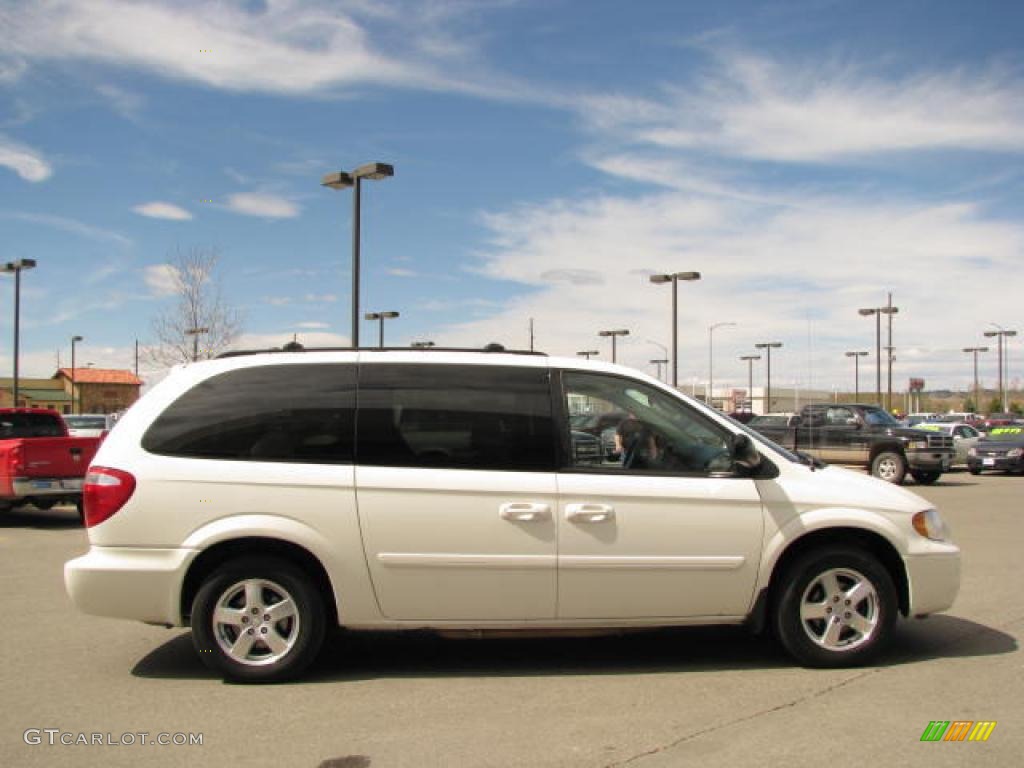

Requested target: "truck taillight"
[
  {"left": 10, "top": 444, "right": 24, "bottom": 474},
  {"left": 83, "top": 467, "right": 136, "bottom": 528}
]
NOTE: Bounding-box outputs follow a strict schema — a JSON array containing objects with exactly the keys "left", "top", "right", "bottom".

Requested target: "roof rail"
[{"left": 216, "top": 344, "right": 547, "bottom": 360}]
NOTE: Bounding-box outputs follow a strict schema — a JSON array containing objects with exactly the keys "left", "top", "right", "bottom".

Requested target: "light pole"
[
  {"left": 598, "top": 329, "right": 630, "bottom": 363},
  {"left": 754, "top": 342, "right": 782, "bottom": 413},
  {"left": 71, "top": 335, "right": 83, "bottom": 414},
  {"left": 185, "top": 326, "right": 209, "bottom": 362},
  {"left": 984, "top": 325, "right": 1018, "bottom": 412},
  {"left": 365, "top": 311, "right": 400, "bottom": 348},
  {"left": 2, "top": 258, "right": 37, "bottom": 406},
  {"left": 845, "top": 350, "right": 868, "bottom": 401},
  {"left": 577, "top": 350, "right": 599, "bottom": 360},
  {"left": 649, "top": 271, "right": 701, "bottom": 388},
  {"left": 858, "top": 303, "right": 898, "bottom": 407},
  {"left": 739, "top": 354, "right": 760, "bottom": 413},
  {"left": 322, "top": 162, "right": 394, "bottom": 348},
  {"left": 708, "top": 321, "right": 736, "bottom": 407},
  {"left": 650, "top": 358, "right": 669, "bottom": 381},
  {"left": 962, "top": 346, "right": 989, "bottom": 413}
]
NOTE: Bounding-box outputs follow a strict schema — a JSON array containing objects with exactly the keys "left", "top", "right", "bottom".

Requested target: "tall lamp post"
[
  {"left": 577, "top": 350, "right": 599, "bottom": 360},
  {"left": 754, "top": 342, "right": 782, "bottom": 413},
  {"left": 983, "top": 325, "right": 1018, "bottom": 412},
  {"left": 598, "top": 329, "right": 630, "bottom": 363},
  {"left": 2, "top": 258, "right": 37, "bottom": 406},
  {"left": 649, "top": 271, "right": 701, "bottom": 388},
  {"left": 322, "top": 162, "right": 394, "bottom": 348},
  {"left": 739, "top": 354, "right": 760, "bottom": 413},
  {"left": 962, "top": 346, "right": 988, "bottom": 414},
  {"left": 365, "top": 311, "right": 400, "bottom": 348},
  {"left": 185, "top": 326, "right": 209, "bottom": 362},
  {"left": 858, "top": 303, "right": 898, "bottom": 407},
  {"left": 70, "top": 335, "right": 83, "bottom": 414},
  {"left": 845, "top": 350, "right": 868, "bottom": 401},
  {"left": 708, "top": 321, "right": 736, "bottom": 407}
]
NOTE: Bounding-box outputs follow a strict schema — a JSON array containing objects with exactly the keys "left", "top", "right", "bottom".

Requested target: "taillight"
[
  {"left": 83, "top": 466, "right": 136, "bottom": 528},
  {"left": 10, "top": 444, "right": 24, "bottom": 475}
]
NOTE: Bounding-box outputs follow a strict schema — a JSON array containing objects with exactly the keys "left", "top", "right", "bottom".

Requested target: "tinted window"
[
  {"left": 563, "top": 371, "right": 733, "bottom": 476},
  {"left": 357, "top": 364, "right": 555, "bottom": 471},
  {"left": 0, "top": 412, "right": 65, "bottom": 438},
  {"left": 142, "top": 364, "right": 356, "bottom": 463},
  {"left": 65, "top": 416, "right": 108, "bottom": 430}
]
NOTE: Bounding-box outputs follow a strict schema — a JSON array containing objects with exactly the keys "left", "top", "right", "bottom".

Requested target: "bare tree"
[{"left": 146, "top": 247, "right": 243, "bottom": 366}]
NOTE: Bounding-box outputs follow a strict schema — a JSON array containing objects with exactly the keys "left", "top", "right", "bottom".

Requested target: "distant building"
[{"left": 0, "top": 369, "right": 143, "bottom": 414}]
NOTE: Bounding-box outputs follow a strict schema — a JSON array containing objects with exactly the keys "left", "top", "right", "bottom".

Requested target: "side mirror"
[{"left": 732, "top": 433, "right": 762, "bottom": 471}]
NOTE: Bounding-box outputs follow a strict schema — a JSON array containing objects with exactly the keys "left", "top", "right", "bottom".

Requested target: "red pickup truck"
[{"left": 0, "top": 409, "right": 102, "bottom": 517}]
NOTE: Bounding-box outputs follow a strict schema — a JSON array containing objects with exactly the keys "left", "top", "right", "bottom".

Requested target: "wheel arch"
[
  {"left": 181, "top": 537, "right": 339, "bottom": 628},
  {"left": 868, "top": 442, "right": 906, "bottom": 464},
  {"left": 748, "top": 526, "right": 909, "bottom": 633}
]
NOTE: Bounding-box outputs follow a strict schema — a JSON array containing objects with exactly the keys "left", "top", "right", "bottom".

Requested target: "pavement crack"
[{"left": 604, "top": 668, "right": 879, "bottom": 768}]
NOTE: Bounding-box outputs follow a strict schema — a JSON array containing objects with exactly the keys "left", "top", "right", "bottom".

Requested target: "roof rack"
[{"left": 216, "top": 344, "right": 547, "bottom": 360}]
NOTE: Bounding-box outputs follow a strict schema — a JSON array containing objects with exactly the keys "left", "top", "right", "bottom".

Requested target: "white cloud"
[
  {"left": 225, "top": 192, "right": 300, "bottom": 219},
  {"left": 386, "top": 267, "right": 417, "bottom": 277},
  {"left": 304, "top": 293, "right": 338, "bottom": 303},
  {"left": 0, "top": 134, "right": 53, "bottom": 181},
  {"left": 296, "top": 321, "right": 329, "bottom": 329},
  {"left": 0, "top": 0, "right": 521, "bottom": 99},
  {"left": 265, "top": 296, "right": 292, "bottom": 306},
  {"left": 132, "top": 201, "right": 193, "bottom": 220},
  {"left": 144, "top": 264, "right": 179, "bottom": 296},
  {"left": 434, "top": 184, "right": 1024, "bottom": 390},
  {"left": 96, "top": 83, "right": 144, "bottom": 119},
  {"left": 1, "top": 211, "right": 131, "bottom": 246},
  {"left": 579, "top": 52, "right": 1024, "bottom": 163}
]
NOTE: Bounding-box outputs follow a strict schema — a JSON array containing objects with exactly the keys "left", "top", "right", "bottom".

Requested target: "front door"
[{"left": 556, "top": 371, "right": 764, "bottom": 619}]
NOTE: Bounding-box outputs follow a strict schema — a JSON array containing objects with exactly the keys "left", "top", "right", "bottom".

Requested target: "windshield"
[
  {"left": 862, "top": 407, "right": 901, "bottom": 426},
  {"left": 985, "top": 427, "right": 1024, "bottom": 442}
]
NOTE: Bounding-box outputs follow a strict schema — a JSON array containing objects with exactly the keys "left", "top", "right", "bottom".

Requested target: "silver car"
[{"left": 916, "top": 422, "right": 980, "bottom": 467}]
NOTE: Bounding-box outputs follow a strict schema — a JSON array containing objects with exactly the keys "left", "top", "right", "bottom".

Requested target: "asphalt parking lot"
[{"left": 2, "top": 472, "right": 1021, "bottom": 768}]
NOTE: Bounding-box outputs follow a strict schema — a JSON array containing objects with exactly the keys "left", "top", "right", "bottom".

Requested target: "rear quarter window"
[{"left": 142, "top": 363, "right": 356, "bottom": 463}]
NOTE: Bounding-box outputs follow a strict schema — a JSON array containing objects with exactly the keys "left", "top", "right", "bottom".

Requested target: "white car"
[
  {"left": 65, "top": 348, "right": 960, "bottom": 682},
  {"left": 915, "top": 422, "right": 981, "bottom": 467},
  {"left": 63, "top": 413, "right": 112, "bottom": 438}
]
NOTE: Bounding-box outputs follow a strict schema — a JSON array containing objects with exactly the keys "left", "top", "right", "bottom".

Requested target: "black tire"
[
  {"left": 870, "top": 450, "right": 907, "bottom": 485},
  {"left": 910, "top": 470, "right": 941, "bottom": 485},
  {"left": 968, "top": 466, "right": 982, "bottom": 476},
  {"left": 773, "top": 547, "right": 898, "bottom": 668},
  {"left": 75, "top": 499, "right": 85, "bottom": 524},
  {"left": 191, "top": 556, "right": 326, "bottom": 683},
  {"left": 33, "top": 499, "right": 57, "bottom": 510}
]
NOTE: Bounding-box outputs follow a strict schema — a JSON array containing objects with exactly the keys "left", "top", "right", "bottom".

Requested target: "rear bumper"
[
  {"left": 65, "top": 546, "right": 196, "bottom": 626},
  {"left": 11, "top": 477, "right": 83, "bottom": 498},
  {"left": 904, "top": 547, "right": 960, "bottom": 616}
]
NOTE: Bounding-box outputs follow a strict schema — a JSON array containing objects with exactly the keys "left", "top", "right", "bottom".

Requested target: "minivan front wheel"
[
  {"left": 774, "top": 548, "right": 897, "bottom": 668},
  {"left": 192, "top": 557, "right": 325, "bottom": 683}
]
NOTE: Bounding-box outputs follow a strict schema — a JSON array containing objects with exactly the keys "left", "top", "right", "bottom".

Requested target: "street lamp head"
[
  {"left": 1006, "top": 330, "right": 1019, "bottom": 338},
  {"left": 858, "top": 308, "right": 877, "bottom": 316},
  {"left": 962, "top": 346, "right": 989, "bottom": 353},
  {"left": 740, "top": 355, "right": 761, "bottom": 361},
  {"left": 353, "top": 162, "right": 394, "bottom": 180},
  {"left": 754, "top": 342, "right": 782, "bottom": 349},
  {"left": 381, "top": 311, "right": 400, "bottom": 319},
  {"left": 648, "top": 274, "right": 671, "bottom": 284},
  {"left": 675, "top": 271, "right": 701, "bottom": 281},
  {"left": 577, "top": 350, "right": 599, "bottom": 357},
  {"left": 71, "top": 335, "right": 83, "bottom": 343},
  {"left": 320, "top": 171, "right": 354, "bottom": 190},
  {"left": 983, "top": 331, "right": 998, "bottom": 338},
  {"left": 880, "top": 306, "right": 899, "bottom": 315},
  {"left": 412, "top": 341, "right": 435, "bottom": 348},
  {"left": 599, "top": 329, "right": 630, "bottom": 337}
]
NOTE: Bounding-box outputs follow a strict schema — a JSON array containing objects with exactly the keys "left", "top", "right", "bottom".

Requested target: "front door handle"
[
  {"left": 565, "top": 503, "right": 615, "bottom": 523},
  {"left": 499, "top": 502, "right": 551, "bottom": 522}
]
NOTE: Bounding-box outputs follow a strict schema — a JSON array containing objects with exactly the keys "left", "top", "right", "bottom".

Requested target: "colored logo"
[{"left": 920, "top": 721, "right": 996, "bottom": 742}]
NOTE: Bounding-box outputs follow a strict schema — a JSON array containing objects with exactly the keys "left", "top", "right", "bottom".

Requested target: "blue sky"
[{"left": 1, "top": 0, "right": 1022, "bottom": 395}]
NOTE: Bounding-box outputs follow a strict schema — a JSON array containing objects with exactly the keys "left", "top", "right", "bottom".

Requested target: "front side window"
[
  {"left": 357, "top": 364, "right": 555, "bottom": 471},
  {"left": 142, "top": 363, "right": 356, "bottom": 463},
  {"left": 563, "top": 371, "right": 733, "bottom": 475}
]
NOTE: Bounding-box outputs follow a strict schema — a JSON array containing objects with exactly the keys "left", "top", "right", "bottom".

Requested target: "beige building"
[{"left": 0, "top": 368, "right": 142, "bottom": 414}]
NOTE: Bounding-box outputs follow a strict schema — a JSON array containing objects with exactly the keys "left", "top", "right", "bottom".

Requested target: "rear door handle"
[
  {"left": 565, "top": 503, "right": 615, "bottom": 523},
  {"left": 499, "top": 502, "right": 551, "bottom": 522}
]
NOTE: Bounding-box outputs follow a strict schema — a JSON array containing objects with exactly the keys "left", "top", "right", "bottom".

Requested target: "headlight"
[
  {"left": 1008, "top": 448, "right": 1023, "bottom": 459},
  {"left": 908, "top": 440, "right": 928, "bottom": 450},
  {"left": 912, "top": 509, "right": 949, "bottom": 542}
]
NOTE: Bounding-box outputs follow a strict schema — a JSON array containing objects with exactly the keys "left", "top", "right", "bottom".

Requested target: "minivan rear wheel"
[
  {"left": 192, "top": 557, "right": 325, "bottom": 683},
  {"left": 773, "top": 547, "right": 897, "bottom": 668}
]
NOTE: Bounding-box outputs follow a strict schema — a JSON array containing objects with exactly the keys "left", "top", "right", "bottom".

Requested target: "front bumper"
[
  {"left": 904, "top": 547, "right": 960, "bottom": 617},
  {"left": 65, "top": 546, "right": 197, "bottom": 626},
  {"left": 967, "top": 454, "right": 1024, "bottom": 473},
  {"left": 907, "top": 449, "right": 953, "bottom": 472}
]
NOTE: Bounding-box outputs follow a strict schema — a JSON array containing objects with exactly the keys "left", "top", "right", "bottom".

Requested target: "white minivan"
[{"left": 65, "top": 348, "right": 960, "bottom": 682}]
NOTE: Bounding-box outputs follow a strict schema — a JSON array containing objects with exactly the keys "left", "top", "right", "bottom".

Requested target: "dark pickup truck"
[
  {"left": 0, "top": 409, "right": 102, "bottom": 516},
  {"left": 750, "top": 403, "right": 954, "bottom": 485}
]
